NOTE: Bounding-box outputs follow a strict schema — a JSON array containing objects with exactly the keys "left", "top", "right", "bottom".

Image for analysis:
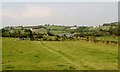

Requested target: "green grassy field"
[
  {"left": 2, "top": 38, "right": 118, "bottom": 70},
  {"left": 96, "top": 36, "right": 118, "bottom": 42}
]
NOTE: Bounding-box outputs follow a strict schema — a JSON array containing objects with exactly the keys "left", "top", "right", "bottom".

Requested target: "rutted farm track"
[
  {"left": 38, "top": 41, "right": 111, "bottom": 70},
  {"left": 39, "top": 42, "right": 80, "bottom": 70}
]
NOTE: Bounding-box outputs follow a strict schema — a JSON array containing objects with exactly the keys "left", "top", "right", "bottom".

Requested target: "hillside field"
[{"left": 2, "top": 38, "right": 118, "bottom": 70}]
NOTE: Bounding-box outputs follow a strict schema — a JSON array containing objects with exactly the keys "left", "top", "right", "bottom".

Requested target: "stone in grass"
[
  {"left": 34, "top": 55, "right": 39, "bottom": 57},
  {"left": 19, "top": 51, "right": 23, "bottom": 53},
  {"left": 8, "top": 61, "right": 11, "bottom": 62},
  {"left": 69, "top": 66, "right": 75, "bottom": 70}
]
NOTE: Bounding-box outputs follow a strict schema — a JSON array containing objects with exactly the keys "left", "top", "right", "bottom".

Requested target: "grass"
[
  {"left": 43, "top": 41, "right": 118, "bottom": 69},
  {"left": 2, "top": 38, "right": 118, "bottom": 70},
  {"left": 32, "top": 28, "right": 48, "bottom": 34},
  {"left": 50, "top": 31, "right": 66, "bottom": 35},
  {"left": 96, "top": 36, "right": 118, "bottom": 42}
]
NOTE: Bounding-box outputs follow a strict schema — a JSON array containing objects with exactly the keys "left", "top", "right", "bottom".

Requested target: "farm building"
[
  {"left": 70, "top": 27, "right": 77, "bottom": 29},
  {"left": 57, "top": 33, "right": 74, "bottom": 38}
]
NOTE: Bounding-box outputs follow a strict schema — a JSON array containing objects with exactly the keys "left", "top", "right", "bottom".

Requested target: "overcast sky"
[{"left": 0, "top": 2, "right": 118, "bottom": 28}]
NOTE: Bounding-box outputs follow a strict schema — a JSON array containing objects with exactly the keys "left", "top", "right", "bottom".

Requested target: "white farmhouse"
[{"left": 70, "top": 27, "right": 77, "bottom": 29}]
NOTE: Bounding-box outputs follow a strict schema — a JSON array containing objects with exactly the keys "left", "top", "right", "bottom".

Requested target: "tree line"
[{"left": 0, "top": 22, "right": 119, "bottom": 41}]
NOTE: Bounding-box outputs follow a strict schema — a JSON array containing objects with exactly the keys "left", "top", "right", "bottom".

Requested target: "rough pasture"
[{"left": 2, "top": 38, "right": 118, "bottom": 70}]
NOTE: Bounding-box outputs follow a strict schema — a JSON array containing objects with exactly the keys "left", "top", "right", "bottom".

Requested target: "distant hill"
[{"left": 1, "top": 22, "right": 119, "bottom": 38}]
